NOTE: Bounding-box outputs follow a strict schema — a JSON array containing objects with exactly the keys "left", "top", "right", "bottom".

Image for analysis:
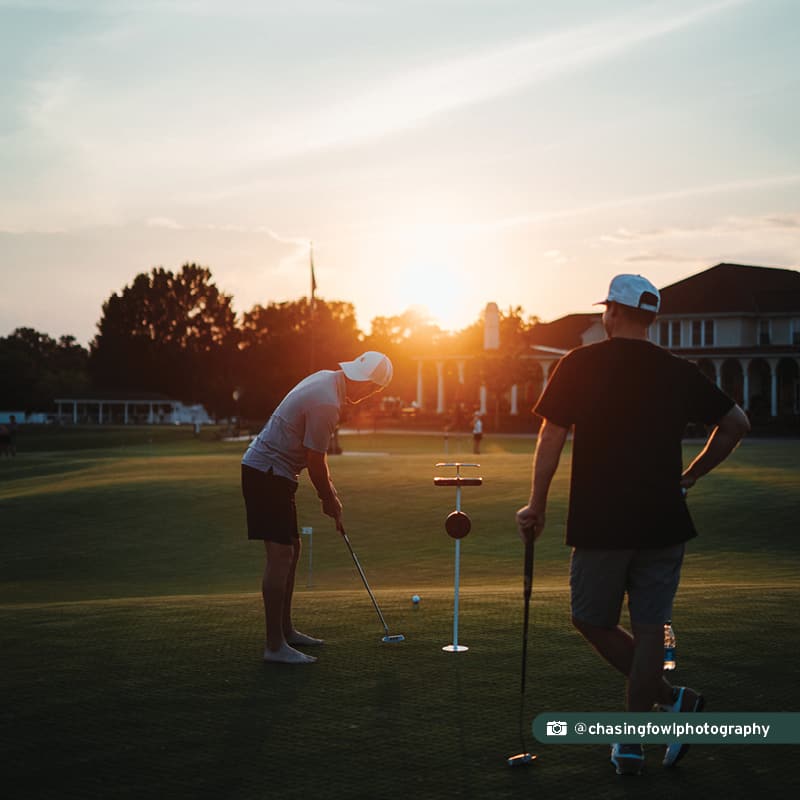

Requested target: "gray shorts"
[{"left": 569, "top": 543, "right": 685, "bottom": 627}]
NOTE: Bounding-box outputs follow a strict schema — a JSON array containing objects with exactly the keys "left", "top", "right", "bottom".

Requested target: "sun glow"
[{"left": 386, "top": 224, "right": 478, "bottom": 332}]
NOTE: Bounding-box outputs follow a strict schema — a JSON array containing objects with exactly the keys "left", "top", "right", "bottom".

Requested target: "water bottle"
[{"left": 663, "top": 621, "right": 676, "bottom": 671}]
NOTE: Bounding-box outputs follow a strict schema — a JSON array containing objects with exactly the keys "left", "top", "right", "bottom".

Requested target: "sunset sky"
[{"left": 1, "top": 0, "right": 799, "bottom": 344}]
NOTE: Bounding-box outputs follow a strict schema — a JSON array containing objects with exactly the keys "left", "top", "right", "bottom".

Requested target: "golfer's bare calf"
[{"left": 263, "top": 541, "right": 317, "bottom": 664}]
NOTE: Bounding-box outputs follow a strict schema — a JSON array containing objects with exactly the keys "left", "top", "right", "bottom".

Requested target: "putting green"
[{"left": 1, "top": 432, "right": 799, "bottom": 798}]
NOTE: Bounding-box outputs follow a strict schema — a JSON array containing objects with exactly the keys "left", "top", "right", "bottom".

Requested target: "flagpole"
[{"left": 309, "top": 240, "right": 316, "bottom": 373}]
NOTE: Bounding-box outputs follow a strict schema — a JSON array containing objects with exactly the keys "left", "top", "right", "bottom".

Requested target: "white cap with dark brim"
[
  {"left": 596, "top": 274, "right": 661, "bottom": 312},
  {"left": 339, "top": 351, "right": 393, "bottom": 388}
]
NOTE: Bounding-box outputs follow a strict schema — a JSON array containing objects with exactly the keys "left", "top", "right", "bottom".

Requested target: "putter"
[
  {"left": 340, "top": 527, "right": 405, "bottom": 643},
  {"left": 507, "top": 535, "right": 537, "bottom": 767}
]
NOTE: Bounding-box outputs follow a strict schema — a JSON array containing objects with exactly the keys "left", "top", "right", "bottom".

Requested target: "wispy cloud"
[
  {"left": 477, "top": 173, "right": 800, "bottom": 234},
  {"left": 268, "top": 0, "right": 750, "bottom": 158}
]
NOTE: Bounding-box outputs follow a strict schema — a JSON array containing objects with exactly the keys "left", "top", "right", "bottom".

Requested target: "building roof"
[
  {"left": 54, "top": 391, "right": 175, "bottom": 403},
  {"left": 659, "top": 263, "right": 800, "bottom": 315},
  {"left": 528, "top": 313, "right": 600, "bottom": 350}
]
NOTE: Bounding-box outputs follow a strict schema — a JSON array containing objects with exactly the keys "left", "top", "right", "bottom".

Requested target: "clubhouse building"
[{"left": 413, "top": 263, "right": 800, "bottom": 424}]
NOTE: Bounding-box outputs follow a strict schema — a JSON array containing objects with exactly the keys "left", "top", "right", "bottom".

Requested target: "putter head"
[
  {"left": 507, "top": 753, "right": 536, "bottom": 767},
  {"left": 382, "top": 634, "right": 405, "bottom": 643}
]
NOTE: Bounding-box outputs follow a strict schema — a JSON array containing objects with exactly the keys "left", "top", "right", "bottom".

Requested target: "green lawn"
[{"left": 1, "top": 431, "right": 799, "bottom": 799}]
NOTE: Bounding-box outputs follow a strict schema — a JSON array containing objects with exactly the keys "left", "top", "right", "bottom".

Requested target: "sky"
[{"left": 1, "top": 0, "right": 799, "bottom": 345}]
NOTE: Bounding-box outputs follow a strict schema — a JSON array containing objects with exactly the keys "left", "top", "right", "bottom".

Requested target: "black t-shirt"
[{"left": 534, "top": 337, "right": 734, "bottom": 549}]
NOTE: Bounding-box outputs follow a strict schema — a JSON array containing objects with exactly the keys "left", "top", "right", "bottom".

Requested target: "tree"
[
  {"left": 0, "top": 328, "right": 90, "bottom": 411},
  {"left": 90, "top": 264, "right": 238, "bottom": 415},
  {"left": 237, "top": 297, "right": 362, "bottom": 419}
]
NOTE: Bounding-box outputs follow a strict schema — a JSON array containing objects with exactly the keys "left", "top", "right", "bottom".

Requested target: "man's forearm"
[
  {"left": 529, "top": 421, "right": 568, "bottom": 506},
  {"left": 684, "top": 405, "right": 750, "bottom": 483},
  {"left": 307, "top": 456, "right": 336, "bottom": 502}
]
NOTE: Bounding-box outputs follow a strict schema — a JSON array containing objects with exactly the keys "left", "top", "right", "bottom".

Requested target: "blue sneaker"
[
  {"left": 661, "top": 686, "right": 705, "bottom": 767},
  {"left": 611, "top": 743, "right": 644, "bottom": 775}
]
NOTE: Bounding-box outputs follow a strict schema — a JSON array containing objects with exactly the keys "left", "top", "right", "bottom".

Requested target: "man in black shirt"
[{"left": 516, "top": 274, "right": 750, "bottom": 775}]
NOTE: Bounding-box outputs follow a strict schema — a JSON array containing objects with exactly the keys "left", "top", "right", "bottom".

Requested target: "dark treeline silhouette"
[
  {"left": 2, "top": 263, "right": 543, "bottom": 421},
  {"left": 0, "top": 328, "right": 90, "bottom": 411}
]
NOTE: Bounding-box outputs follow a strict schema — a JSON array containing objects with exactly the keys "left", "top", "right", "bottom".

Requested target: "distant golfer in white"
[{"left": 242, "top": 352, "right": 393, "bottom": 664}]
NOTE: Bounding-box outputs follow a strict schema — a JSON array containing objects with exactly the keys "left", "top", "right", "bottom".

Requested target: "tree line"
[{"left": 1, "top": 263, "right": 543, "bottom": 421}]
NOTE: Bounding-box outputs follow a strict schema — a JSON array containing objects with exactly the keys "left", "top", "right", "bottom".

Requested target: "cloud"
[
  {"left": 146, "top": 217, "right": 183, "bottom": 230},
  {"left": 266, "top": 0, "right": 752, "bottom": 159}
]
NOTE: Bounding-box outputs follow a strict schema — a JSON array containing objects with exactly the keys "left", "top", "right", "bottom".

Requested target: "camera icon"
[{"left": 546, "top": 720, "right": 568, "bottom": 736}]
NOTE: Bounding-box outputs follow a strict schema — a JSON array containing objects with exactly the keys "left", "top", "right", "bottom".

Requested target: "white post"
[
  {"left": 712, "top": 360, "right": 724, "bottom": 389},
  {"left": 98, "top": 402, "right": 104, "bottom": 425},
  {"left": 479, "top": 384, "right": 487, "bottom": 415},
  {"left": 416, "top": 361, "right": 424, "bottom": 409},
  {"left": 769, "top": 359, "right": 779, "bottom": 418},
  {"left": 301, "top": 527, "right": 313, "bottom": 587},
  {"left": 124, "top": 403, "right": 129, "bottom": 424},
  {"left": 73, "top": 401, "right": 78, "bottom": 424},
  {"left": 743, "top": 360, "right": 750, "bottom": 412},
  {"left": 510, "top": 384, "right": 519, "bottom": 415},
  {"left": 436, "top": 361, "right": 445, "bottom": 415},
  {"left": 457, "top": 360, "right": 465, "bottom": 384},
  {"left": 452, "top": 484, "right": 462, "bottom": 649}
]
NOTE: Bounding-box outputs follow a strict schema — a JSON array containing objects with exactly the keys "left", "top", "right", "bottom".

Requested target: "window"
[
  {"left": 792, "top": 320, "right": 800, "bottom": 347},
  {"left": 671, "top": 321, "right": 681, "bottom": 347},
  {"left": 704, "top": 319, "right": 715, "bottom": 346},
  {"left": 759, "top": 320, "right": 771, "bottom": 346},
  {"left": 692, "top": 320, "right": 702, "bottom": 347}
]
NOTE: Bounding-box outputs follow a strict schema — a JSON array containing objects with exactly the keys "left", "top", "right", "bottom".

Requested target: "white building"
[{"left": 54, "top": 392, "right": 213, "bottom": 425}]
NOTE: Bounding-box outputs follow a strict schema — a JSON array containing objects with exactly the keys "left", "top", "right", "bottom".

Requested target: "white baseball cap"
[
  {"left": 596, "top": 274, "right": 661, "bottom": 312},
  {"left": 339, "top": 351, "right": 393, "bottom": 387}
]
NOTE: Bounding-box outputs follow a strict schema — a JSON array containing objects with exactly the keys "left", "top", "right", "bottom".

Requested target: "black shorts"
[{"left": 241, "top": 464, "right": 299, "bottom": 545}]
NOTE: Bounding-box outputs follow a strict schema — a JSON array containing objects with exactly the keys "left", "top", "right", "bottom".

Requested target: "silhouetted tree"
[
  {"left": 237, "top": 297, "right": 361, "bottom": 418},
  {"left": 0, "top": 328, "right": 90, "bottom": 411},
  {"left": 90, "top": 264, "right": 238, "bottom": 415}
]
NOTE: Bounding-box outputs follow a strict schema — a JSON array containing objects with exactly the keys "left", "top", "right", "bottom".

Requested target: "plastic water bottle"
[{"left": 663, "top": 621, "right": 676, "bottom": 671}]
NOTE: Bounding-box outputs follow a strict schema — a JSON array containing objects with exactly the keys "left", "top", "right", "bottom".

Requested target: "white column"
[
  {"left": 73, "top": 401, "right": 78, "bottom": 424},
  {"left": 416, "top": 361, "right": 424, "bottom": 409},
  {"left": 742, "top": 359, "right": 750, "bottom": 412},
  {"left": 510, "top": 384, "right": 519, "bottom": 415},
  {"left": 769, "top": 359, "right": 779, "bottom": 418},
  {"left": 124, "top": 403, "right": 129, "bottom": 424},
  {"left": 712, "top": 359, "right": 724, "bottom": 389},
  {"left": 457, "top": 361, "right": 465, "bottom": 385},
  {"left": 99, "top": 402, "right": 104, "bottom": 424},
  {"left": 436, "top": 361, "right": 445, "bottom": 415},
  {"left": 479, "top": 384, "right": 487, "bottom": 415}
]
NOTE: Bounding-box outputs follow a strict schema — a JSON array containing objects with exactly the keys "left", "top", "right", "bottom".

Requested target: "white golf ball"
[{"left": 412, "top": 595, "right": 420, "bottom": 604}]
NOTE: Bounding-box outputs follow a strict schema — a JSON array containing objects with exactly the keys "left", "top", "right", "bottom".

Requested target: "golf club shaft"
[
  {"left": 341, "top": 529, "right": 390, "bottom": 635},
  {"left": 521, "top": 537, "right": 534, "bottom": 694},
  {"left": 520, "top": 536, "right": 534, "bottom": 753}
]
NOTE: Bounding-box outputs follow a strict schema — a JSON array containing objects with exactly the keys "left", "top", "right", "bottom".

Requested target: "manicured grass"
[{"left": 1, "top": 432, "right": 799, "bottom": 798}]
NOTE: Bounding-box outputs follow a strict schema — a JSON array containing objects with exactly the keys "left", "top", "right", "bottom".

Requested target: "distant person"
[
  {"left": 8, "top": 415, "right": 17, "bottom": 456},
  {"left": 241, "top": 352, "right": 393, "bottom": 665},
  {"left": 516, "top": 274, "right": 749, "bottom": 775},
  {"left": 472, "top": 413, "right": 483, "bottom": 454}
]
